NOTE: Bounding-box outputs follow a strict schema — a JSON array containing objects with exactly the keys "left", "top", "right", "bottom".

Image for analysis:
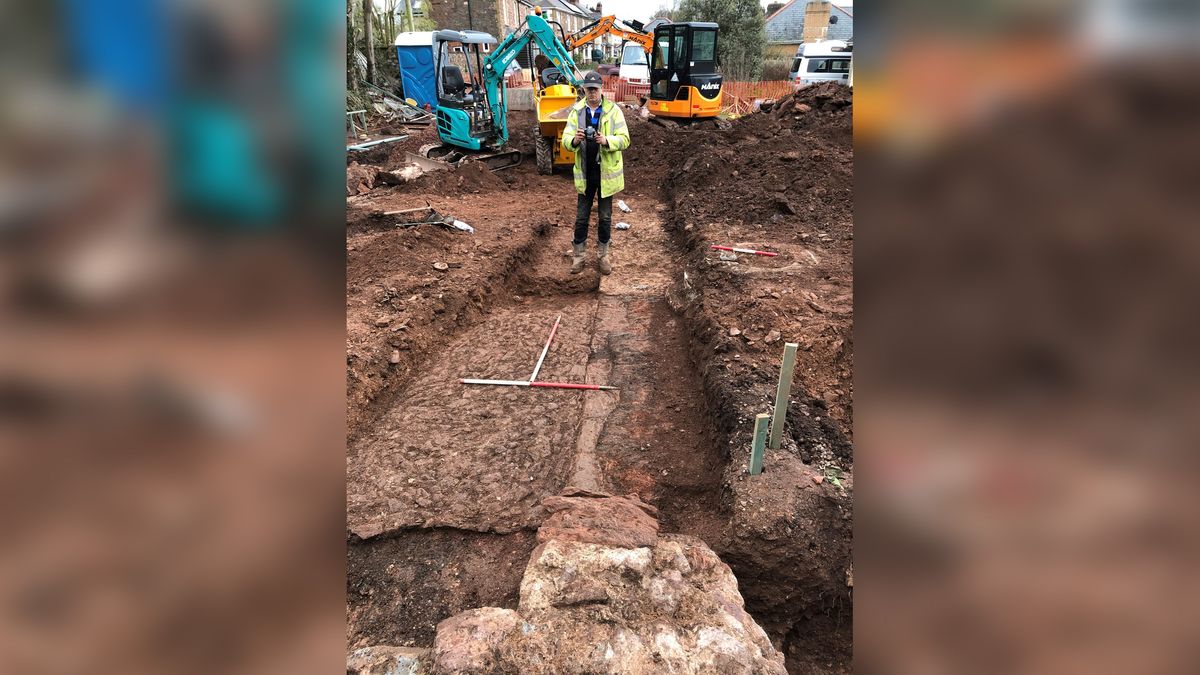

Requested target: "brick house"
[
  {"left": 423, "top": 0, "right": 603, "bottom": 71},
  {"left": 535, "top": 0, "right": 592, "bottom": 59},
  {"left": 423, "top": 0, "right": 536, "bottom": 41}
]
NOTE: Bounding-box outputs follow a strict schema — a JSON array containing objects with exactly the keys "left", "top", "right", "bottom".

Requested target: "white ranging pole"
[
  {"left": 529, "top": 314, "right": 562, "bottom": 382},
  {"left": 461, "top": 378, "right": 616, "bottom": 391},
  {"left": 459, "top": 314, "right": 618, "bottom": 392}
]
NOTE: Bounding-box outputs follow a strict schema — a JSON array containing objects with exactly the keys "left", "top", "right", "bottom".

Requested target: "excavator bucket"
[{"left": 535, "top": 83, "right": 578, "bottom": 173}]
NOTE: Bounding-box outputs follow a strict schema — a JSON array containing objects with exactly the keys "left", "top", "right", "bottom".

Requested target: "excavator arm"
[
  {"left": 481, "top": 11, "right": 582, "bottom": 148},
  {"left": 565, "top": 15, "right": 653, "bottom": 53}
]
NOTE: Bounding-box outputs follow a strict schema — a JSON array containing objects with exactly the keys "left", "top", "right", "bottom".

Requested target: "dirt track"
[{"left": 347, "top": 86, "right": 853, "bottom": 672}]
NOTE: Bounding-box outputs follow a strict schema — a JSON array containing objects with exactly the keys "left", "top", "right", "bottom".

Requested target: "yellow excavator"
[
  {"left": 645, "top": 22, "right": 722, "bottom": 119},
  {"left": 528, "top": 15, "right": 656, "bottom": 175},
  {"left": 529, "top": 15, "right": 723, "bottom": 174},
  {"left": 566, "top": 16, "right": 723, "bottom": 120}
]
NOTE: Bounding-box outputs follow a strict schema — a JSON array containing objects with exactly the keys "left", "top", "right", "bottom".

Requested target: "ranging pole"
[
  {"left": 530, "top": 381, "right": 616, "bottom": 391},
  {"left": 459, "top": 314, "right": 617, "bottom": 393},
  {"left": 530, "top": 314, "right": 562, "bottom": 382},
  {"left": 749, "top": 413, "right": 769, "bottom": 475},
  {"left": 769, "top": 343, "right": 799, "bottom": 450},
  {"left": 461, "top": 379, "right": 616, "bottom": 391},
  {"left": 460, "top": 379, "right": 531, "bottom": 387}
]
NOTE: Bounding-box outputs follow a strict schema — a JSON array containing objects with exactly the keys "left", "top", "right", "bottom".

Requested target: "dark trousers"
[{"left": 573, "top": 174, "right": 611, "bottom": 246}]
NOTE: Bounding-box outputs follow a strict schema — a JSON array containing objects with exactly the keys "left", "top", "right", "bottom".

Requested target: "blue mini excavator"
[{"left": 423, "top": 9, "right": 581, "bottom": 170}]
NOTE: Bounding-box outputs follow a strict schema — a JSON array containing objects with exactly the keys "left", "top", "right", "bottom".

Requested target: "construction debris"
[
  {"left": 383, "top": 203, "right": 433, "bottom": 216},
  {"left": 361, "top": 79, "right": 434, "bottom": 125},
  {"left": 347, "top": 135, "right": 408, "bottom": 152},
  {"left": 371, "top": 203, "right": 476, "bottom": 234},
  {"left": 711, "top": 245, "right": 779, "bottom": 257}
]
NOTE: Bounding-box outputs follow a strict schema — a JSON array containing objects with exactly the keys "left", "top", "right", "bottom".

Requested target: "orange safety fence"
[
  {"left": 602, "top": 79, "right": 651, "bottom": 104},
  {"left": 720, "top": 80, "right": 797, "bottom": 116}
]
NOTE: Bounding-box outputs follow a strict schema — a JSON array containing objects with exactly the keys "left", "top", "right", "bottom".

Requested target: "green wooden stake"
[
  {"left": 749, "top": 413, "right": 769, "bottom": 475},
  {"left": 769, "top": 343, "right": 800, "bottom": 450}
]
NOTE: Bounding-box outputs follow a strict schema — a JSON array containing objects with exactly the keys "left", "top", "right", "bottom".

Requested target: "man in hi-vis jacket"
[{"left": 562, "top": 71, "right": 631, "bottom": 275}]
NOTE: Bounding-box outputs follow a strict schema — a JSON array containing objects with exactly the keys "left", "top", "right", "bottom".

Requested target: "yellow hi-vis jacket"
[{"left": 562, "top": 97, "right": 631, "bottom": 199}]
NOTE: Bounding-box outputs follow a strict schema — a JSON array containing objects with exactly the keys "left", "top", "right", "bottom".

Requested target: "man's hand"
[
  {"left": 595, "top": 133, "right": 608, "bottom": 147},
  {"left": 573, "top": 129, "right": 585, "bottom": 147}
]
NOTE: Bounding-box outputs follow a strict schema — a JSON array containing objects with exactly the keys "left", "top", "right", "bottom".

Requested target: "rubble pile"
[{"left": 349, "top": 490, "right": 788, "bottom": 675}]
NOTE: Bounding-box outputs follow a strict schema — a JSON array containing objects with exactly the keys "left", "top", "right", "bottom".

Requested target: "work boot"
[
  {"left": 569, "top": 242, "right": 586, "bottom": 274},
  {"left": 598, "top": 242, "right": 612, "bottom": 275}
]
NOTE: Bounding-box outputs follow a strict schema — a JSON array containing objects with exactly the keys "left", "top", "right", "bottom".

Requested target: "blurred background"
[
  {"left": 855, "top": 0, "right": 1200, "bottom": 673},
  {"left": 0, "top": 0, "right": 345, "bottom": 673}
]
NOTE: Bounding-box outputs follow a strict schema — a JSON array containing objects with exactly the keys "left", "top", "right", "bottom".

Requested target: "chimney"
[
  {"left": 595, "top": 2, "right": 602, "bottom": 13},
  {"left": 765, "top": 2, "right": 784, "bottom": 17},
  {"left": 802, "top": 1, "right": 832, "bottom": 42}
]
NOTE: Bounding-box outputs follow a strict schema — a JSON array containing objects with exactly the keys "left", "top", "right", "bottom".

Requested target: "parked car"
[{"left": 598, "top": 63, "right": 620, "bottom": 83}]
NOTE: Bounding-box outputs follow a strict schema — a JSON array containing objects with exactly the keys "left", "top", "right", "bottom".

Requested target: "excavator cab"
[
  {"left": 648, "top": 22, "right": 722, "bottom": 119},
  {"left": 432, "top": 30, "right": 500, "bottom": 151}
]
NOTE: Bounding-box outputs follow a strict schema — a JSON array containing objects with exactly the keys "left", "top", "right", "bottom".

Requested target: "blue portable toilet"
[
  {"left": 395, "top": 31, "right": 436, "bottom": 109},
  {"left": 61, "top": 0, "right": 164, "bottom": 110}
]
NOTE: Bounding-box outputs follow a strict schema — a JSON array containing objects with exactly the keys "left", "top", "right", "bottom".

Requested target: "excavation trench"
[
  {"left": 346, "top": 189, "right": 848, "bottom": 671},
  {"left": 346, "top": 195, "right": 729, "bottom": 651},
  {"left": 348, "top": 95, "right": 852, "bottom": 670}
]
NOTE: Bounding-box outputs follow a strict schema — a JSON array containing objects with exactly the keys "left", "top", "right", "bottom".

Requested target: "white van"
[
  {"left": 790, "top": 40, "right": 852, "bottom": 87},
  {"left": 618, "top": 42, "right": 649, "bottom": 84}
]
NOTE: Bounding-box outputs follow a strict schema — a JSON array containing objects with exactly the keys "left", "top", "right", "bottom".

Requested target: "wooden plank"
[{"left": 769, "top": 343, "right": 799, "bottom": 450}]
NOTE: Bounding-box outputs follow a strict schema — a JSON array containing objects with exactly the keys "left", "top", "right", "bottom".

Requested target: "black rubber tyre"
[{"left": 534, "top": 133, "right": 553, "bottom": 175}]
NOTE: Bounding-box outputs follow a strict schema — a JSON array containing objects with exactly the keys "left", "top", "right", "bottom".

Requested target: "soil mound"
[{"left": 665, "top": 83, "right": 853, "bottom": 231}]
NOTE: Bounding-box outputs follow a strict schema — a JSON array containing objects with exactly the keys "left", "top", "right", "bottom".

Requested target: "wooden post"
[
  {"left": 749, "top": 413, "right": 769, "bottom": 475},
  {"left": 769, "top": 343, "right": 799, "bottom": 450}
]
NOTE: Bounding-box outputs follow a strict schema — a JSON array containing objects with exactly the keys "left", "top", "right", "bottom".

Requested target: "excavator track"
[{"left": 420, "top": 143, "right": 522, "bottom": 172}]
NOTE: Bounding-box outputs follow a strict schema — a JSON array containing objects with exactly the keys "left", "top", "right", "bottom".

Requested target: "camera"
[{"left": 585, "top": 127, "right": 595, "bottom": 141}]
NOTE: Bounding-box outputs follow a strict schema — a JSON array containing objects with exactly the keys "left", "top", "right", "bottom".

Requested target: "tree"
[
  {"left": 348, "top": 0, "right": 358, "bottom": 92},
  {"left": 676, "top": 0, "right": 766, "bottom": 81},
  {"left": 651, "top": 4, "right": 678, "bottom": 21},
  {"left": 362, "top": 0, "right": 375, "bottom": 84}
]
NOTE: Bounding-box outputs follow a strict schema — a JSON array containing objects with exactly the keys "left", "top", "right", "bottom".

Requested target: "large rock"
[
  {"left": 432, "top": 608, "right": 523, "bottom": 674},
  {"left": 429, "top": 491, "right": 786, "bottom": 674},
  {"left": 346, "top": 162, "right": 380, "bottom": 196},
  {"left": 536, "top": 486, "right": 660, "bottom": 549}
]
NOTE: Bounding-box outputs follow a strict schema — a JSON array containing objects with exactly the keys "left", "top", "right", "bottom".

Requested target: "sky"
[{"left": 585, "top": 0, "right": 851, "bottom": 27}]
